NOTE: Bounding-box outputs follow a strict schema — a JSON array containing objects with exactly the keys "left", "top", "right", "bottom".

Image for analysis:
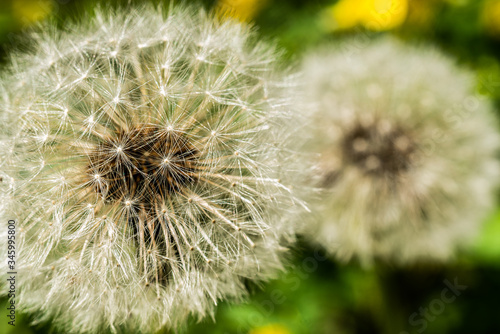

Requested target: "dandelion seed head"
[
  {"left": 303, "top": 39, "right": 499, "bottom": 265},
  {"left": 0, "top": 5, "right": 306, "bottom": 333}
]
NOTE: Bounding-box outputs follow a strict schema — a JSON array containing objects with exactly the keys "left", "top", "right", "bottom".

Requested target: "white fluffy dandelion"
[
  {"left": 0, "top": 5, "right": 306, "bottom": 333},
  {"left": 302, "top": 39, "right": 499, "bottom": 264}
]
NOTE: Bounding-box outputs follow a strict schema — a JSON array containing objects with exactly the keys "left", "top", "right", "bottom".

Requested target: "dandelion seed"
[
  {"left": 302, "top": 39, "right": 499, "bottom": 265},
  {"left": 0, "top": 4, "right": 306, "bottom": 333}
]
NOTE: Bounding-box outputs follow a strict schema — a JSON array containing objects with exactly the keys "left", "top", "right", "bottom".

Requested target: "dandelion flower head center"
[
  {"left": 87, "top": 125, "right": 198, "bottom": 204},
  {"left": 342, "top": 120, "right": 415, "bottom": 175}
]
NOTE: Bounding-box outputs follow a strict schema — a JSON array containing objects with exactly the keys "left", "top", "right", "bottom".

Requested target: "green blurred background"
[{"left": 2, "top": 0, "right": 500, "bottom": 333}]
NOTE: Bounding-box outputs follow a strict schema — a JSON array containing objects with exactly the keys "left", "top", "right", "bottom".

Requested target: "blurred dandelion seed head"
[
  {"left": 302, "top": 39, "right": 499, "bottom": 264},
  {"left": 0, "top": 5, "right": 307, "bottom": 333}
]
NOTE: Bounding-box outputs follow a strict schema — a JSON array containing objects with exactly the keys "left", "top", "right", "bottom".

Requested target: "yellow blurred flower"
[
  {"left": 12, "top": 0, "right": 53, "bottom": 25},
  {"left": 482, "top": 0, "right": 500, "bottom": 36},
  {"left": 326, "top": 0, "right": 409, "bottom": 31},
  {"left": 216, "top": 0, "right": 269, "bottom": 22},
  {"left": 406, "top": 0, "right": 439, "bottom": 27},
  {"left": 249, "top": 324, "right": 291, "bottom": 334}
]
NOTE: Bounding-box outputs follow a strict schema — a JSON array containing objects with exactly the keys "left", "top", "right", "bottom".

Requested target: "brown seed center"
[
  {"left": 342, "top": 121, "right": 415, "bottom": 175},
  {"left": 87, "top": 125, "right": 199, "bottom": 204}
]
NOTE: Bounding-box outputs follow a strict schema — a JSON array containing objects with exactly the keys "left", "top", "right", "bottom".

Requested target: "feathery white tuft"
[
  {"left": 302, "top": 39, "right": 499, "bottom": 265},
  {"left": 0, "top": 5, "right": 307, "bottom": 333}
]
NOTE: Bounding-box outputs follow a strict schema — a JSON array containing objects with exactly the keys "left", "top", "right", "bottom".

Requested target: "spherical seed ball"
[
  {"left": 0, "top": 5, "right": 307, "bottom": 333},
  {"left": 302, "top": 39, "right": 499, "bottom": 265}
]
